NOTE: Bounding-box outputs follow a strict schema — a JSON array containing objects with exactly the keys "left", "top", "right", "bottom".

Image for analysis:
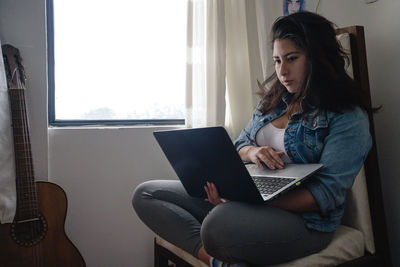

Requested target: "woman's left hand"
[{"left": 204, "top": 182, "right": 229, "bottom": 205}]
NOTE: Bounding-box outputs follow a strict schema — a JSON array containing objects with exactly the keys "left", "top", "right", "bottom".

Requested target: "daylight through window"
[{"left": 50, "top": 0, "right": 187, "bottom": 124}]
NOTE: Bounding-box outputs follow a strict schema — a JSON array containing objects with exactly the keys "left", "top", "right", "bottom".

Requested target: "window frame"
[{"left": 46, "top": 0, "right": 185, "bottom": 127}]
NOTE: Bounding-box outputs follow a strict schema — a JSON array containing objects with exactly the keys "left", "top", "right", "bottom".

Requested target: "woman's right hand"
[{"left": 246, "top": 146, "right": 285, "bottom": 169}]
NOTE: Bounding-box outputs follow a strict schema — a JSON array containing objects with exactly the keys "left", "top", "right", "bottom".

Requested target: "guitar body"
[{"left": 0, "top": 181, "right": 85, "bottom": 267}]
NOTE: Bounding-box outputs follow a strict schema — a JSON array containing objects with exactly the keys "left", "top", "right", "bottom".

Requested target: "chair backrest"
[
  {"left": 336, "top": 32, "right": 375, "bottom": 253},
  {"left": 335, "top": 26, "right": 392, "bottom": 266},
  {"left": 341, "top": 166, "right": 375, "bottom": 252}
]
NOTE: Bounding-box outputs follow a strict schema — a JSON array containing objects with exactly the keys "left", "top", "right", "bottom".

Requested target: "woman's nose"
[{"left": 279, "top": 62, "right": 289, "bottom": 76}]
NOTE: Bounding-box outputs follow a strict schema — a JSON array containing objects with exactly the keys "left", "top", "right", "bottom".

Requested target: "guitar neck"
[{"left": 9, "top": 88, "right": 38, "bottom": 221}]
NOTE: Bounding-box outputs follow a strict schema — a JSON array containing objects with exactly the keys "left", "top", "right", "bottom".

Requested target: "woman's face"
[
  {"left": 288, "top": 0, "right": 302, "bottom": 15},
  {"left": 273, "top": 38, "right": 308, "bottom": 94}
]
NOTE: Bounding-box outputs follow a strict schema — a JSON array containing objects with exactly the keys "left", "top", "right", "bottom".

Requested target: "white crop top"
[{"left": 255, "top": 123, "right": 292, "bottom": 163}]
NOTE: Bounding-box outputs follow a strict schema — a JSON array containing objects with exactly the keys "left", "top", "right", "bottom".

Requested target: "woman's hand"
[
  {"left": 245, "top": 146, "right": 285, "bottom": 169},
  {"left": 204, "top": 182, "right": 228, "bottom": 205}
]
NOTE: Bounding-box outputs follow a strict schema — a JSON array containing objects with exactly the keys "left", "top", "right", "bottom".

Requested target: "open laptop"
[{"left": 153, "top": 126, "right": 323, "bottom": 203}]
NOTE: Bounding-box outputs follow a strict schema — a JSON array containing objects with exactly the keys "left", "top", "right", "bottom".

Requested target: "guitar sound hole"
[{"left": 10, "top": 213, "right": 48, "bottom": 247}]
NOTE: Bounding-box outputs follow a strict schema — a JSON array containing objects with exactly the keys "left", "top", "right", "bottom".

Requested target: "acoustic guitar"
[{"left": 0, "top": 45, "right": 86, "bottom": 266}]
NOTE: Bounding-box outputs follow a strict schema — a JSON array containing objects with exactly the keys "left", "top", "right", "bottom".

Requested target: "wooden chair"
[{"left": 153, "top": 26, "right": 392, "bottom": 267}]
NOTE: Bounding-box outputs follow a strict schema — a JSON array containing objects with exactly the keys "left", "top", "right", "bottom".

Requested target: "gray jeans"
[{"left": 132, "top": 180, "right": 333, "bottom": 265}]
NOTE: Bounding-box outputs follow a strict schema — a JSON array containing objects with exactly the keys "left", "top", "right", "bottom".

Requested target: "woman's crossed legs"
[{"left": 132, "top": 180, "right": 332, "bottom": 265}]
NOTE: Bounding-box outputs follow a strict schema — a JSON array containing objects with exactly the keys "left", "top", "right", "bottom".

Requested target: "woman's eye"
[
  {"left": 274, "top": 59, "right": 281, "bottom": 65},
  {"left": 287, "top": 57, "right": 298, "bottom": 62}
]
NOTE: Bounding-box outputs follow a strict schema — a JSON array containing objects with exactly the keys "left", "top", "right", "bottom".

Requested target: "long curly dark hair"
[{"left": 258, "top": 11, "right": 373, "bottom": 117}]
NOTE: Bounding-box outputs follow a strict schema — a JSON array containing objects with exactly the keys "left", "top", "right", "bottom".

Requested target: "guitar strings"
[
  {"left": 21, "top": 89, "right": 38, "bottom": 266},
  {"left": 23, "top": 89, "right": 41, "bottom": 267},
  {"left": 15, "top": 75, "right": 41, "bottom": 266},
  {"left": 11, "top": 68, "right": 18, "bottom": 88},
  {"left": 11, "top": 67, "right": 23, "bottom": 221},
  {"left": 21, "top": 88, "right": 41, "bottom": 267}
]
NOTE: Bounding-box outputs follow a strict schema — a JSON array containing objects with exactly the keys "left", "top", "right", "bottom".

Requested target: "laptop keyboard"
[{"left": 252, "top": 176, "right": 295, "bottom": 195}]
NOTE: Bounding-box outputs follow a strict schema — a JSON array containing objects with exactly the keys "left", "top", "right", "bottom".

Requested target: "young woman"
[{"left": 133, "top": 12, "right": 372, "bottom": 267}]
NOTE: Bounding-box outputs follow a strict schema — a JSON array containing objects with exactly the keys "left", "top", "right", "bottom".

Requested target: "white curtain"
[
  {"left": 186, "top": 0, "right": 226, "bottom": 128},
  {"left": 186, "top": 0, "right": 266, "bottom": 139},
  {"left": 0, "top": 41, "right": 16, "bottom": 224}
]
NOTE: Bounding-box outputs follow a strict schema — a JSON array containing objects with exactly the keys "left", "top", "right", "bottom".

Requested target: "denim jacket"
[{"left": 234, "top": 92, "right": 372, "bottom": 232}]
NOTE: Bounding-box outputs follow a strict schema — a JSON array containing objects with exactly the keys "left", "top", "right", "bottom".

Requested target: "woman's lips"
[{"left": 282, "top": 80, "right": 293, "bottom": 86}]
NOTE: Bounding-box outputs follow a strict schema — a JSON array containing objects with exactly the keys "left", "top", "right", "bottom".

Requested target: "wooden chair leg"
[
  {"left": 154, "top": 238, "right": 170, "bottom": 267},
  {"left": 154, "top": 238, "right": 194, "bottom": 267}
]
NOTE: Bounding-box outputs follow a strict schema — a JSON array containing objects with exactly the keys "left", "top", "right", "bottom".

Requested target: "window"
[{"left": 47, "top": 0, "right": 187, "bottom": 126}]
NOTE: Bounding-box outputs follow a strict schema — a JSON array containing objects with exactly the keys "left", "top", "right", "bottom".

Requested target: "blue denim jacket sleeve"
[{"left": 305, "top": 107, "right": 372, "bottom": 216}]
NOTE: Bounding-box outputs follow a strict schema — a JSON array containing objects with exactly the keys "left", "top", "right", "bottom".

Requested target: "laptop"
[{"left": 153, "top": 126, "right": 323, "bottom": 203}]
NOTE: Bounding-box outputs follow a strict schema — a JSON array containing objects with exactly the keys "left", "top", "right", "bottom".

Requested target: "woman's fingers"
[
  {"left": 210, "top": 182, "right": 219, "bottom": 196},
  {"left": 270, "top": 151, "right": 285, "bottom": 168},
  {"left": 257, "top": 147, "right": 285, "bottom": 169},
  {"left": 204, "top": 183, "right": 211, "bottom": 198},
  {"left": 248, "top": 146, "right": 285, "bottom": 169},
  {"left": 205, "top": 183, "right": 216, "bottom": 200},
  {"left": 204, "top": 182, "right": 228, "bottom": 205},
  {"left": 257, "top": 154, "right": 280, "bottom": 169},
  {"left": 204, "top": 182, "right": 216, "bottom": 201},
  {"left": 254, "top": 158, "right": 263, "bottom": 168}
]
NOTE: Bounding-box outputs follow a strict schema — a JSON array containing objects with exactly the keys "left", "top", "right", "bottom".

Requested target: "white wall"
[
  {"left": 1, "top": 0, "right": 400, "bottom": 266},
  {"left": 0, "top": 0, "right": 48, "bottom": 180},
  {"left": 48, "top": 126, "right": 179, "bottom": 267}
]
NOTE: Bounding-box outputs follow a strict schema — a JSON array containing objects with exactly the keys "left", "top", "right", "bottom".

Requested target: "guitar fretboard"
[{"left": 9, "top": 88, "right": 38, "bottom": 221}]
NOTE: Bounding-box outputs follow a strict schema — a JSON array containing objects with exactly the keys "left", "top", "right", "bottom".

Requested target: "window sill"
[{"left": 48, "top": 124, "right": 186, "bottom": 131}]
